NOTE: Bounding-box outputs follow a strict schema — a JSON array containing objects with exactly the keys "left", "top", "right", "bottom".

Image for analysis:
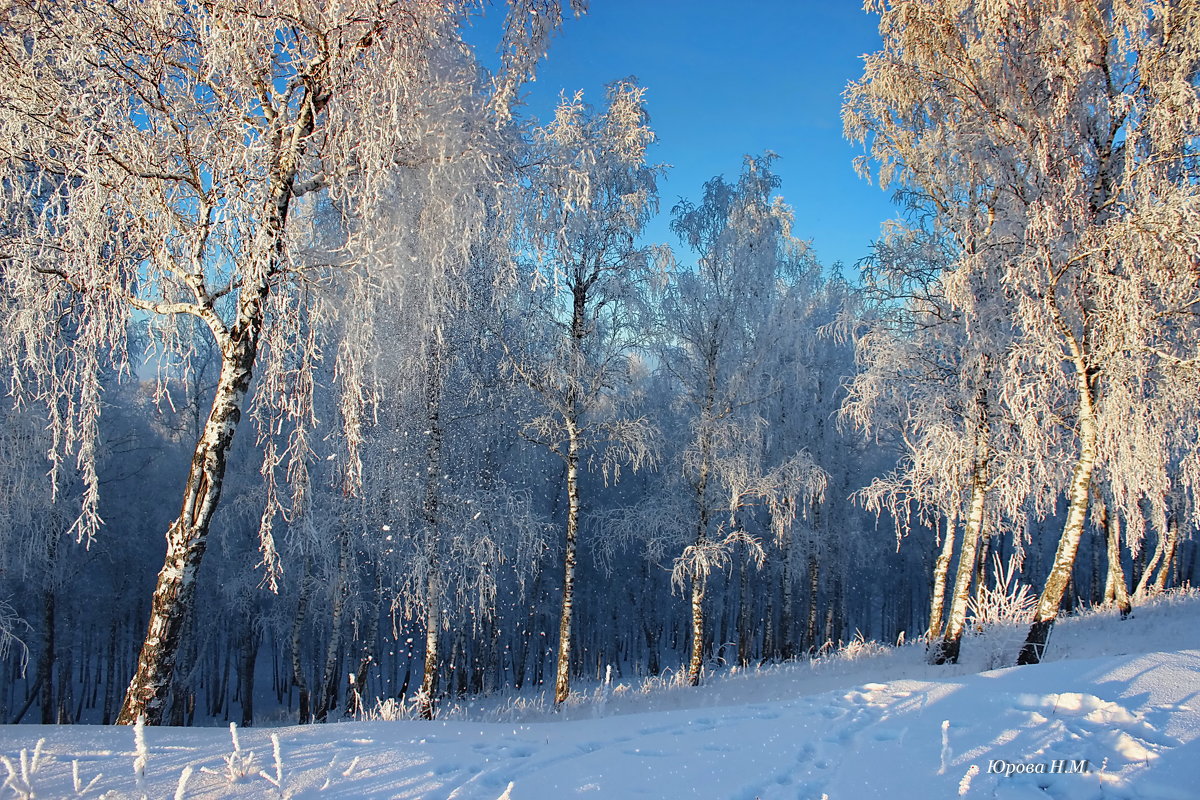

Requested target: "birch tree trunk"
[
  {"left": 117, "top": 78, "right": 322, "bottom": 723},
  {"left": 116, "top": 319, "right": 264, "bottom": 725},
  {"left": 926, "top": 515, "right": 956, "bottom": 640},
  {"left": 687, "top": 569, "right": 706, "bottom": 684},
  {"left": 1019, "top": 359, "right": 1098, "bottom": 665},
  {"left": 933, "top": 469, "right": 986, "bottom": 664},
  {"left": 552, "top": 288, "right": 585, "bottom": 707},
  {"left": 1134, "top": 518, "right": 1176, "bottom": 598},
  {"left": 417, "top": 335, "right": 445, "bottom": 720},
  {"left": 1103, "top": 507, "right": 1132, "bottom": 618},
  {"left": 1150, "top": 520, "right": 1179, "bottom": 595},
  {"left": 686, "top": 416, "right": 713, "bottom": 686},
  {"left": 553, "top": 429, "right": 580, "bottom": 705},
  {"left": 684, "top": 337, "right": 721, "bottom": 687},
  {"left": 315, "top": 531, "right": 351, "bottom": 722},
  {"left": 552, "top": 283, "right": 589, "bottom": 707},
  {"left": 418, "top": 571, "right": 442, "bottom": 718},
  {"left": 934, "top": 380, "right": 990, "bottom": 665}
]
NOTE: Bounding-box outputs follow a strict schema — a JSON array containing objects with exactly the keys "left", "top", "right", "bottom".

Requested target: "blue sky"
[{"left": 487, "top": 1, "right": 899, "bottom": 271}]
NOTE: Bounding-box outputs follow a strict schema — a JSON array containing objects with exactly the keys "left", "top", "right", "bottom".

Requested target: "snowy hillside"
[{"left": 0, "top": 592, "right": 1195, "bottom": 800}]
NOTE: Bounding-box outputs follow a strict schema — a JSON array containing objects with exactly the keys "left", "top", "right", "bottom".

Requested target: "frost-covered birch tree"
[
  {"left": 360, "top": 239, "right": 550, "bottom": 719},
  {"left": 845, "top": 0, "right": 1200, "bottom": 664},
  {"left": 0, "top": 0, "right": 581, "bottom": 725},
  {"left": 764, "top": 266, "right": 862, "bottom": 658},
  {"left": 501, "top": 79, "right": 661, "bottom": 705},
  {"left": 842, "top": 214, "right": 1026, "bottom": 664},
  {"left": 664, "top": 155, "right": 826, "bottom": 685}
]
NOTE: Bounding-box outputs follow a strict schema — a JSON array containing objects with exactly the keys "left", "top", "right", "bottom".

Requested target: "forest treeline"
[{"left": 0, "top": 0, "right": 1196, "bottom": 726}]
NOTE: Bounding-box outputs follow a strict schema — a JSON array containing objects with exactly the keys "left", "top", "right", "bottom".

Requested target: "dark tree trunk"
[
  {"left": 38, "top": 588, "right": 55, "bottom": 725},
  {"left": 780, "top": 532, "right": 795, "bottom": 661},
  {"left": 737, "top": 555, "right": 752, "bottom": 666},
  {"left": 101, "top": 620, "right": 117, "bottom": 725},
  {"left": 973, "top": 531, "right": 992, "bottom": 604},
  {"left": 238, "top": 619, "right": 259, "bottom": 727},
  {"left": 291, "top": 562, "right": 312, "bottom": 724},
  {"left": 643, "top": 623, "right": 660, "bottom": 676},
  {"left": 315, "top": 532, "right": 350, "bottom": 722}
]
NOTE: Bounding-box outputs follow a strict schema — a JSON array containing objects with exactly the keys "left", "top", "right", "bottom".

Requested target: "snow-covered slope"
[{"left": 1, "top": 593, "right": 1196, "bottom": 799}]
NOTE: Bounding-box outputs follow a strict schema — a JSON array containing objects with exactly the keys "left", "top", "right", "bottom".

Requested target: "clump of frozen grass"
[
  {"left": 360, "top": 694, "right": 425, "bottom": 722},
  {"left": 968, "top": 554, "right": 1036, "bottom": 628},
  {"left": 2, "top": 742, "right": 105, "bottom": 799},
  {"left": 966, "top": 554, "right": 1037, "bottom": 669},
  {"left": 474, "top": 693, "right": 551, "bottom": 722},
  {"left": 1, "top": 737, "right": 46, "bottom": 799},
  {"left": 365, "top": 696, "right": 408, "bottom": 721},
  {"left": 810, "top": 631, "right": 890, "bottom": 669},
  {"left": 225, "top": 723, "right": 256, "bottom": 780},
  {"left": 838, "top": 631, "right": 891, "bottom": 661},
  {"left": 71, "top": 760, "right": 103, "bottom": 797},
  {"left": 318, "top": 753, "right": 361, "bottom": 791},
  {"left": 590, "top": 665, "right": 625, "bottom": 718},
  {"left": 257, "top": 733, "right": 289, "bottom": 798},
  {"left": 637, "top": 667, "right": 690, "bottom": 695},
  {"left": 201, "top": 722, "right": 257, "bottom": 783}
]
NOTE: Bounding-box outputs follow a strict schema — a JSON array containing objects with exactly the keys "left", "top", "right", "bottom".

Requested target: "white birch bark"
[
  {"left": 926, "top": 515, "right": 957, "bottom": 641},
  {"left": 1018, "top": 357, "right": 1098, "bottom": 665}
]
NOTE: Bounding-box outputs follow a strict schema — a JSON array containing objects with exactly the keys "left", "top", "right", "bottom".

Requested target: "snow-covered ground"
[{"left": 0, "top": 592, "right": 1196, "bottom": 799}]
